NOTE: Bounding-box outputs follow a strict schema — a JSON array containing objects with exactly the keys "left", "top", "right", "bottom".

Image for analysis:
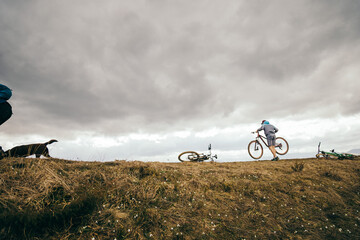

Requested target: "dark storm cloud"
[{"left": 1, "top": 0, "right": 360, "bottom": 138}]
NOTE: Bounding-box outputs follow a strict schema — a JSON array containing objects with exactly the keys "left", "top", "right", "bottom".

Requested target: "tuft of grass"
[
  {"left": 291, "top": 162, "right": 305, "bottom": 172},
  {"left": 321, "top": 170, "right": 342, "bottom": 181}
]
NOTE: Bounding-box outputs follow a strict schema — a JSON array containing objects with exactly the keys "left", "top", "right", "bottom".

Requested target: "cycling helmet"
[{"left": 261, "top": 120, "right": 269, "bottom": 125}]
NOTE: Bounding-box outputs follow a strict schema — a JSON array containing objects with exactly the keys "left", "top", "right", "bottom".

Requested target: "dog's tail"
[{"left": 45, "top": 139, "right": 58, "bottom": 145}]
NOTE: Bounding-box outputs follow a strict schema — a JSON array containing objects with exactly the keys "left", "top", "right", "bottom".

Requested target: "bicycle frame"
[
  {"left": 198, "top": 144, "right": 217, "bottom": 161},
  {"left": 253, "top": 132, "right": 270, "bottom": 148}
]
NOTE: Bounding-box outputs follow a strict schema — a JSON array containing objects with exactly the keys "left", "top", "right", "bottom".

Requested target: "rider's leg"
[
  {"left": 269, "top": 146, "right": 277, "bottom": 158},
  {"left": 267, "top": 135, "right": 278, "bottom": 159}
]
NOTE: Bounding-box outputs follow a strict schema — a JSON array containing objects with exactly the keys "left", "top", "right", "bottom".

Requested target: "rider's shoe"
[{"left": 271, "top": 156, "right": 279, "bottom": 161}]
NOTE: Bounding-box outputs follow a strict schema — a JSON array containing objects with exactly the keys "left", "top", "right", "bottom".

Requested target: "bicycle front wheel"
[
  {"left": 275, "top": 137, "right": 289, "bottom": 155},
  {"left": 178, "top": 151, "right": 200, "bottom": 162},
  {"left": 248, "top": 140, "right": 263, "bottom": 159}
]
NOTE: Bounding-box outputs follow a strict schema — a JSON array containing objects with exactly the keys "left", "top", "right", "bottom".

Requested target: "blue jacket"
[{"left": 0, "top": 84, "right": 12, "bottom": 103}]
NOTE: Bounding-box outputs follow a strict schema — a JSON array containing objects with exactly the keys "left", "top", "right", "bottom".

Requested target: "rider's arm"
[
  {"left": 274, "top": 126, "right": 279, "bottom": 133},
  {"left": 256, "top": 125, "right": 264, "bottom": 133}
]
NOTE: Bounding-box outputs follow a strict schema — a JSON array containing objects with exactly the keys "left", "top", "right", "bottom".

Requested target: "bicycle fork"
[{"left": 254, "top": 140, "right": 260, "bottom": 151}]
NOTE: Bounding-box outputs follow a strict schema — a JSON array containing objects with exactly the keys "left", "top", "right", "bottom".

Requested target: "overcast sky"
[{"left": 0, "top": 0, "right": 359, "bottom": 161}]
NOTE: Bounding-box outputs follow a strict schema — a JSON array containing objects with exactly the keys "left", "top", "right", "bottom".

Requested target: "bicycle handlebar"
[{"left": 252, "top": 131, "right": 265, "bottom": 138}]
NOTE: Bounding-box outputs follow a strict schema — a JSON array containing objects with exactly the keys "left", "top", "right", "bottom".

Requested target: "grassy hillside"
[{"left": 1, "top": 157, "right": 360, "bottom": 239}]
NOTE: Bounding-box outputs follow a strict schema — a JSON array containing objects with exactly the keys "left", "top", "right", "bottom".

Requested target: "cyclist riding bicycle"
[{"left": 256, "top": 120, "right": 279, "bottom": 161}]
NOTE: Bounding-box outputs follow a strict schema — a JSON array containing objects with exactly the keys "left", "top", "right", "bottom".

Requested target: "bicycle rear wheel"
[
  {"left": 275, "top": 137, "right": 289, "bottom": 155},
  {"left": 178, "top": 151, "right": 200, "bottom": 162},
  {"left": 248, "top": 140, "right": 263, "bottom": 159}
]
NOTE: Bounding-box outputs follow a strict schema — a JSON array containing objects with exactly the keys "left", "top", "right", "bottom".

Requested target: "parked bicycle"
[
  {"left": 178, "top": 144, "right": 217, "bottom": 162},
  {"left": 248, "top": 132, "right": 289, "bottom": 159},
  {"left": 316, "top": 142, "right": 356, "bottom": 160}
]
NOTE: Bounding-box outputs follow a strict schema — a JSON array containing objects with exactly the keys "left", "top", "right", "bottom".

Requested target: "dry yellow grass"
[{"left": 1, "top": 157, "right": 360, "bottom": 239}]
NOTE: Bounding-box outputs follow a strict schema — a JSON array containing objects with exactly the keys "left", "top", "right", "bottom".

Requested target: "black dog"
[{"left": 0, "top": 139, "right": 58, "bottom": 159}]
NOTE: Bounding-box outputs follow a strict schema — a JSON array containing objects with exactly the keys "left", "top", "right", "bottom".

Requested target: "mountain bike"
[
  {"left": 178, "top": 144, "right": 217, "bottom": 162},
  {"left": 248, "top": 132, "right": 289, "bottom": 159},
  {"left": 316, "top": 142, "right": 356, "bottom": 160}
]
